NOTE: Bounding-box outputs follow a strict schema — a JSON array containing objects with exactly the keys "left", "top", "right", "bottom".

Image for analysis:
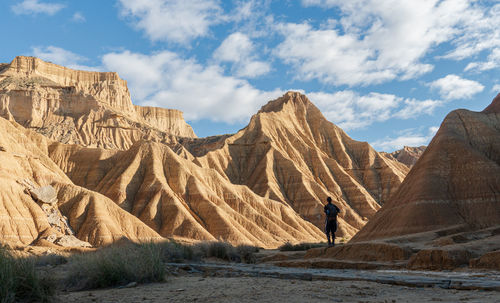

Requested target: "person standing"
[{"left": 324, "top": 197, "right": 340, "bottom": 247}]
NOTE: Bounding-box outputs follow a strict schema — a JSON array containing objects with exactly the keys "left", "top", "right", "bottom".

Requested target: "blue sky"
[{"left": 1, "top": 0, "right": 499, "bottom": 151}]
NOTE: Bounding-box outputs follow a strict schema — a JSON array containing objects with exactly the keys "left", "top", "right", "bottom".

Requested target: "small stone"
[
  {"left": 46, "top": 234, "right": 57, "bottom": 243},
  {"left": 124, "top": 282, "right": 137, "bottom": 288},
  {"left": 29, "top": 185, "right": 57, "bottom": 204}
]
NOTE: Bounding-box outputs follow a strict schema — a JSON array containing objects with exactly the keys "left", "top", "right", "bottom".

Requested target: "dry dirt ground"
[{"left": 58, "top": 273, "right": 499, "bottom": 303}]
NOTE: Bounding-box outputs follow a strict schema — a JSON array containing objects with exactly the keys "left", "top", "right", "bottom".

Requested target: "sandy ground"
[{"left": 58, "top": 274, "right": 499, "bottom": 303}]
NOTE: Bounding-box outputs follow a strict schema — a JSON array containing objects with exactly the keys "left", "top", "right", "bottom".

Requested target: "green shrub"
[
  {"left": 236, "top": 245, "right": 259, "bottom": 264},
  {"left": 190, "top": 242, "right": 259, "bottom": 263},
  {"left": 66, "top": 242, "right": 165, "bottom": 290},
  {"left": 0, "top": 247, "right": 55, "bottom": 303},
  {"left": 278, "top": 242, "right": 326, "bottom": 251},
  {"left": 158, "top": 240, "right": 200, "bottom": 262},
  {"left": 194, "top": 241, "right": 239, "bottom": 261},
  {"left": 35, "top": 253, "right": 68, "bottom": 267}
]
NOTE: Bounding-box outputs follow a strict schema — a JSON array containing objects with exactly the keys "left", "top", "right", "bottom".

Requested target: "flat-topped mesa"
[
  {"left": 2, "top": 56, "right": 135, "bottom": 115},
  {"left": 0, "top": 56, "right": 197, "bottom": 149},
  {"left": 7, "top": 56, "right": 123, "bottom": 84},
  {"left": 134, "top": 106, "right": 196, "bottom": 138}
]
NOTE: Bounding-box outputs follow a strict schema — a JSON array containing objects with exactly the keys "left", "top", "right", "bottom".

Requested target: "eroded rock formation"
[
  {"left": 382, "top": 146, "right": 426, "bottom": 167},
  {"left": 0, "top": 117, "right": 162, "bottom": 248},
  {"left": 296, "top": 94, "right": 500, "bottom": 270},
  {"left": 0, "top": 57, "right": 411, "bottom": 249},
  {"left": 48, "top": 139, "right": 325, "bottom": 248},
  {"left": 193, "top": 92, "right": 409, "bottom": 238},
  {"left": 0, "top": 56, "right": 196, "bottom": 150}
]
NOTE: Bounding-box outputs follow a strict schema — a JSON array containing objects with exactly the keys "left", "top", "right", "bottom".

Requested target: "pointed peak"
[
  {"left": 482, "top": 93, "right": 500, "bottom": 114},
  {"left": 258, "top": 91, "right": 314, "bottom": 114}
]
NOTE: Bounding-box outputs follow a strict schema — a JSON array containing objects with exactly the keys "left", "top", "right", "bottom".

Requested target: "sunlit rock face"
[
  {"left": 0, "top": 57, "right": 410, "bottom": 248},
  {"left": 0, "top": 56, "right": 196, "bottom": 150},
  {"left": 0, "top": 116, "right": 162, "bottom": 248},
  {"left": 382, "top": 146, "right": 426, "bottom": 167},
  {"left": 193, "top": 92, "right": 409, "bottom": 239}
]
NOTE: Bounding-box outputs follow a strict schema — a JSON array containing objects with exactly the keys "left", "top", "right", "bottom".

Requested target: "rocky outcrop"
[
  {"left": 382, "top": 146, "right": 426, "bottom": 167},
  {"left": 0, "top": 56, "right": 196, "bottom": 150},
  {"left": 305, "top": 94, "right": 500, "bottom": 270},
  {"left": 134, "top": 105, "right": 196, "bottom": 137},
  {"left": 0, "top": 116, "right": 162, "bottom": 248},
  {"left": 193, "top": 92, "right": 409, "bottom": 239}
]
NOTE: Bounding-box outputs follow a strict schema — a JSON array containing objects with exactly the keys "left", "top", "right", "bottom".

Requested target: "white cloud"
[
  {"left": 32, "top": 46, "right": 100, "bottom": 71},
  {"left": 71, "top": 12, "right": 86, "bottom": 23},
  {"left": 102, "top": 50, "right": 283, "bottom": 123},
  {"left": 276, "top": 0, "right": 477, "bottom": 86},
  {"left": 371, "top": 126, "right": 438, "bottom": 151},
  {"left": 442, "top": 3, "right": 500, "bottom": 61},
  {"left": 11, "top": 0, "right": 65, "bottom": 15},
  {"left": 465, "top": 48, "right": 500, "bottom": 72},
  {"left": 213, "top": 32, "right": 271, "bottom": 78},
  {"left": 394, "top": 99, "right": 442, "bottom": 119},
  {"left": 308, "top": 91, "right": 441, "bottom": 130},
  {"left": 118, "top": 0, "right": 223, "bottom": 44},
  {"left": 429, "top": 74, "right": 484, "bottom": 100},
  {"left": 493, "top": 84, "right": 500, "bottom": 93}
]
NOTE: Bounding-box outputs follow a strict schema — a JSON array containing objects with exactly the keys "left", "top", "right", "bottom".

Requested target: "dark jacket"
[{"left": 324, "top": 203, "right": 340, "bottom": 222}]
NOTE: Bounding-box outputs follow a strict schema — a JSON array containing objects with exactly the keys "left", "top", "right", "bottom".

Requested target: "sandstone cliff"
[
  {"left": 0, "top": 56, "right": 196, "bottom": 150},
  {"left": 0, "top": 116, "right": 163, "bottom": 248},
  {"left": 193, "top": 92, "right": 409, "bottom": 238},
  {"left": 381, "top": 146, "right": 426, "bottom": 167}
]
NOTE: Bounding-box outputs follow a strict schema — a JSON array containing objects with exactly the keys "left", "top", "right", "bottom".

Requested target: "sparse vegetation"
[
  {"left": 278, "top": 242, "right": 327, "bottom": 251},
  {"left": 66, "top": 242, "right": 165, "bottom": 290},
  {"left": 158, "top": 240, "right": 200, "bottom": 262},
  {"left": 35, "top": 253, "right": 68, "bottom": 267},
  {"left": 194, "top": 242, "right": 259, "bottom": 263},
  {"left": 64, "top": 240, "right": 260, "bottom": 290},
  {"left": 0, "top": 247, "right": 55, "bottom": 303},
  {"left": 236, "top": 245, "right": 260, "bottom": 264}
]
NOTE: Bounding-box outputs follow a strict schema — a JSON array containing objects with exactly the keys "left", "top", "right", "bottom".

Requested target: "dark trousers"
[{"left": 325, "top": 219, "right": 337, "bottom": 245}]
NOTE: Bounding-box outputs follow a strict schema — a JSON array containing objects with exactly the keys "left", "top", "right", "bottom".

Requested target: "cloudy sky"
[{"left": 1, "top": 0, "right": 498, "bottom": 151}]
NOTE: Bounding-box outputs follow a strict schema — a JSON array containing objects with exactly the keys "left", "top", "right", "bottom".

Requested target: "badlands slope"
[
  {"left": 382, "top": 146, "right": 426, "bottom": 167},
  {"left": 0, "top": 117, "right": 162, "bottom": 248},
  {"left": 0, "top": 56, "right": 410, "bottom": 248},
  {"left": 301, "top": 94, "right": 500, "bottom": 270},
  {"left": 193, "top": 92, "right": 409, "bottom": 237}
]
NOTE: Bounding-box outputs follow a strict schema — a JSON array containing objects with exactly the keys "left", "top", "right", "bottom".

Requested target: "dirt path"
[{"left": 58, "top": 262, "right": 500, "bottom": 302}]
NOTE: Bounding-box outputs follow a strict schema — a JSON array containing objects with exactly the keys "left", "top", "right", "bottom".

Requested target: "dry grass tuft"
[
  {"left": 279, "top": 242, "right": 326, "bottom": 251},
  {"left": 0, "top": 247, "right": 55, "bottom": 303}
]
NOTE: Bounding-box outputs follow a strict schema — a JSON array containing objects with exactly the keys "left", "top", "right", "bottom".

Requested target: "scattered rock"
[
  {"left": 45, "top": 233, "right": 57, "bottom": 243},
  {"left": 29, "top": 185, "right": 58, "bottom": 204},
  {"left": 55, "top": 235, "right": 92, "bottom": 248},
  {"left": 123, "top": 282, "right": 137, "bottom": 288}
]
